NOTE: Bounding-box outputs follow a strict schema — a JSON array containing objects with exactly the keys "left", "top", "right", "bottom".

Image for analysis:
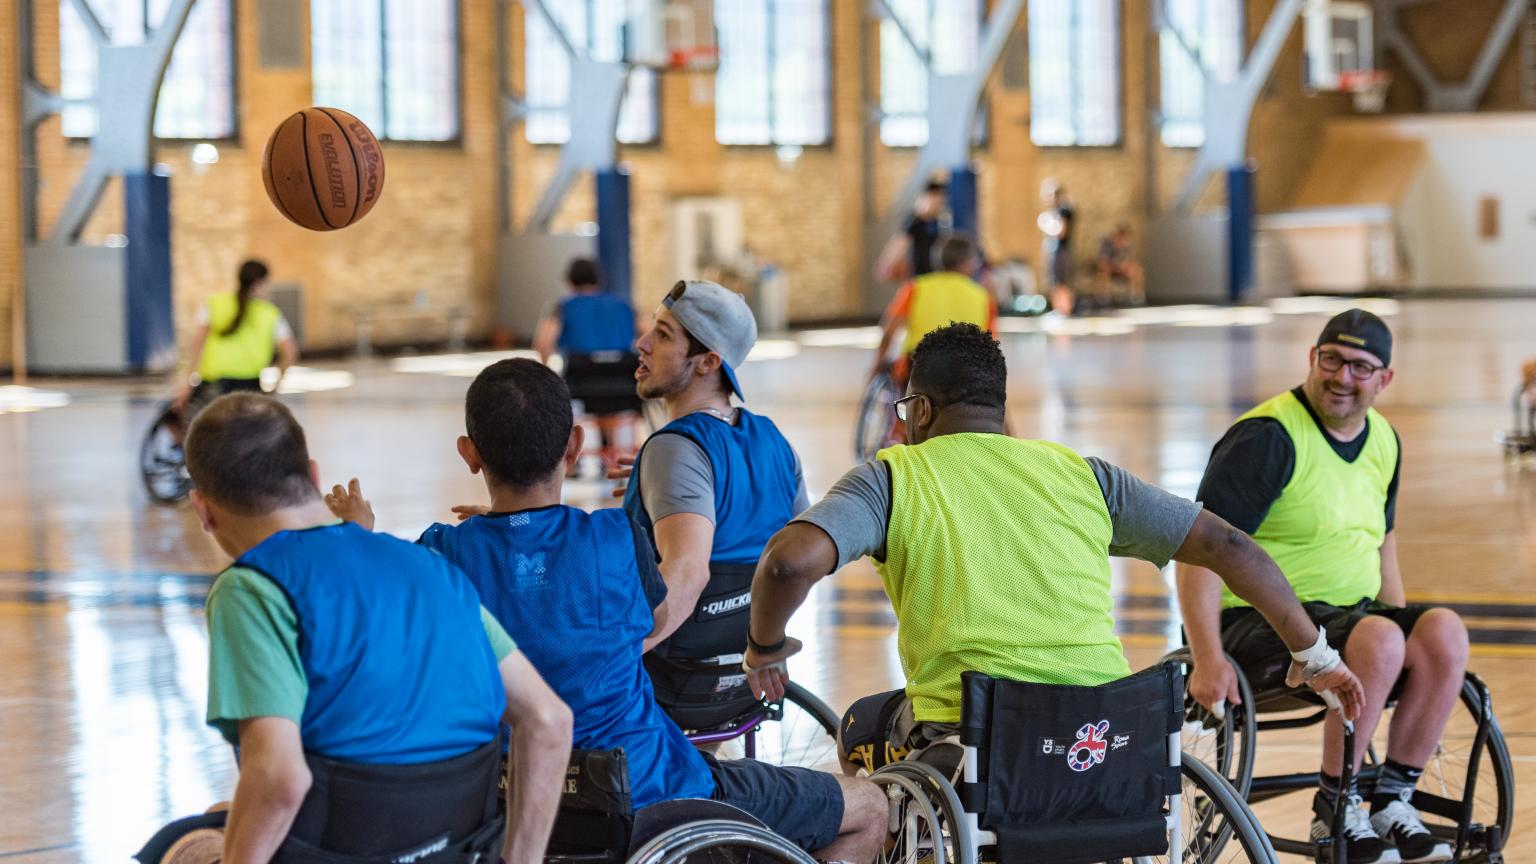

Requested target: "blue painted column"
[
  {"left": 947, "top": 165, "right": 979, "bottom": 237},
  {"left": 595, "top": 168, "right": 632, "bottom": 299},
  {"left": 124, "top": 171, "right": 175, "bottom": 370},
  {"left": 1226, "top": 162, "right": 1257, "bottom": 303}
]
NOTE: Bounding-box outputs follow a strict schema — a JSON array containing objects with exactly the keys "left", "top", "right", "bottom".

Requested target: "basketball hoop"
[
  {"left": 1338, "top": 69, "right": 1391, "bottom": 113},
  {"left": 624, "top": 0, "right": 719, "bottom": 73}
]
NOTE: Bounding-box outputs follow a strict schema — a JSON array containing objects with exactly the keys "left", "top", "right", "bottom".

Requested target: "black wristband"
[{"left": 748, "top": 632, "right": 786, "bottom": 654}]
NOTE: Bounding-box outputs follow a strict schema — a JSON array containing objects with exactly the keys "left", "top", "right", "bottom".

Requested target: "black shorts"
[
  {"left": 700, "top": 753, "right": 844, "bottom": 852},
  {"left": 565, "top": 353, "right": 642, "bottom": 416},
  {"left": 838, "top": 689, "right": 961, "bottom": 778},
  {"left": 1221, "top": 600, "right": 1436, "bottom": 691}
]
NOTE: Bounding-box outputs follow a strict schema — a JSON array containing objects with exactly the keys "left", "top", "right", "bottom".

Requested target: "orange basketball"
[{"left": 261, "top": 107, "right": 385, "bottom": 231}]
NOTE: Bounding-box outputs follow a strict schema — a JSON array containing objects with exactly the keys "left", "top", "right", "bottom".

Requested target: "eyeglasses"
[
  {"left": 892, "top": 393, "right": 925, "bottom": 422},
  {"left": 1316, "top": 349, "right": 1386, "bottom": 381}
]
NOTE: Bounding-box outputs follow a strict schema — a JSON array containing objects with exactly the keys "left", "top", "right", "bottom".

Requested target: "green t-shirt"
[{"left": 206, "top": 566, "right": 516, "bottom": 746}]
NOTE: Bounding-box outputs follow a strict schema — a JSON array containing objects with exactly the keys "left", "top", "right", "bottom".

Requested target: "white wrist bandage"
[{"left": 1290, "top": 626, "right": 1341, "bottom": 679}]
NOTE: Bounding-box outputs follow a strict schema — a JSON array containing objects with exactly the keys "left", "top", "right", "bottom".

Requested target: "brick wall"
[{"left": 0, "top": 0, "right": 1524, "bottom": 365}]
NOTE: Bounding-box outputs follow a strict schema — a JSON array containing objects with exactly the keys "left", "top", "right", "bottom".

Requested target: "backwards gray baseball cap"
[{"left": 663, "top": 280, "right": 757, "bottom": 400}]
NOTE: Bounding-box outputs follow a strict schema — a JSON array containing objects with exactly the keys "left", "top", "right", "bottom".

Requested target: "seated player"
[
  {"left": 534, "top": 257, "right": 645, "bottom": 467},
  {"left": 871, "top": 234, "right": 997, "bottom": 391},
  {"left": 324, "top": 360, "right": 885, "bottom": 862},
  {"left": 621, "top": 281, "right": 810, "bottom": 731},
  {"left": 1182, "top": 311, "right": 1464, "bottom": 863},
  {"left": 141, "top": 393, "right": 570, "bottom": 864},
  {"left": 740, "top": 324, "right": 1365, "bottom": 780},
  {"left": 1094, "top": 223, "right": 1145, "bottom": 306}
]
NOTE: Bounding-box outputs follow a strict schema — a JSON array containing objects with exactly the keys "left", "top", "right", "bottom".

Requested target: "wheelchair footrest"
[{"left": 992, "top": 815, "right": 1167, "bottom": 864}]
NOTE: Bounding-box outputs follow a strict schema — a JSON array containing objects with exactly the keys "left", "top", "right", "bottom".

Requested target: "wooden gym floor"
[{"left": 0, "top": 296, "right": 1531, "bottom": 862}]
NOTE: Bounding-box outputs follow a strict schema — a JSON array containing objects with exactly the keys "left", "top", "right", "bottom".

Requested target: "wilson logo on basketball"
[{"left": 350, "top": 123, "right": 382, "bottom": 203}]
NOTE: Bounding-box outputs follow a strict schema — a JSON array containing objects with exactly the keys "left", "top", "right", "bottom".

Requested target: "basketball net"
[{"left": 1338, "top": 69, "right": 1391, "bottom": 114}]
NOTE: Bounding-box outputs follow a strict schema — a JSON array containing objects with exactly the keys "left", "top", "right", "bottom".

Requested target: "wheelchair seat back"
[
  {"left": 959, "top": 665, "right": 1183, "bottom": 864},
  {"left": 547, "top": 749, "right": 635, "bottom": 863}
]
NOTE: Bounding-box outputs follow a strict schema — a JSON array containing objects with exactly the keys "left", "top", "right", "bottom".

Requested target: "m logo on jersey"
[
  {"left": 1066, "top": 720, "right": 1111, "bottom": 772},
  {"left": 512, "top": 553, "right": 549, "bottom": 588}
]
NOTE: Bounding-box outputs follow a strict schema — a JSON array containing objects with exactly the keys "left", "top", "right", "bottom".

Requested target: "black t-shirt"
[
  {"left": 905, "top": 215, "right": 941, "bottom": 276},
  {"left": 1196, "top": 387, "right": 1401, "bottom": 535}
]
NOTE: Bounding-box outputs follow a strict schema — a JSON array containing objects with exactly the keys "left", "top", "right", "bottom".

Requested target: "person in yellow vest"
[
  {"left": 870, "top": 234, "right": 996, "bottom": 388},
  {"left": 172, "top": 260, "right": 299, "bottom": 415},
  {"left": 1180, "top": 310, "right": 1465, "bottom": 864},
  {"left": 740, "top": 323, "right": 1363, "bottom": 775}
]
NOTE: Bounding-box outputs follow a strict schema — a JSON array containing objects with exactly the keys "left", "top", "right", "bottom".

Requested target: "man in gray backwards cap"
[{"left": 620, "top": 280, "right": 810, "bottom": 729}]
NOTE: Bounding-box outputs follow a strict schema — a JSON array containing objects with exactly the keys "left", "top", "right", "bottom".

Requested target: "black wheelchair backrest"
[
  {"left": 547, "top": 748, "right": 635, "bottom": 859},
  {"left": 959, "top": 664, "right": 1184, "bottom": 864}
]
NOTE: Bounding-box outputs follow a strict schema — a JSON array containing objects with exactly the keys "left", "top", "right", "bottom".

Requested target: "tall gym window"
[
  {"left": 1160, "top": 0, "right": 1242, "bottom": 148},
  {"left": 524, "top": 0, "right": 659, "bottom": 145},
  {"left": 312, "top": 0, "right": 459, "bottom": 142},
  {"left": 714, "top": 0, "right": 831, "bottom": 146},
  {"left": 878, "top": 0, "right": 983, "bottom": 147},
  {"left": 1027, "top": 0, "right": 1121, "bottom": 147},
  {"left": 59, "top": 0, "right": 236, "bottom": 140}
]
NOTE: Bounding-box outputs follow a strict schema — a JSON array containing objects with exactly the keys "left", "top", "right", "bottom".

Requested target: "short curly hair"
[
  {"left": 909, "top": 322, "right": 1006, "bottom": 410},
  {"left": 466, "top": 359, "right": 574, "bottom": 487}
]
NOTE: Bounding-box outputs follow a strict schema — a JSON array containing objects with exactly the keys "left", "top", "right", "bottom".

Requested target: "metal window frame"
[
  {"left": 716, "top": 0, "right": 833, "bottom": 148},
  {"left": 1029, "top": 0, "right": 1124, "bottom": 149},
  {"left": 59, "top": 0, "right": 240, "bottom": 142},
  {"left": 521, "top": 0, "right": 661, "bottom": 147},
  {"left": 1157, "top": 0, "right": 1244, "bottom": 149},
  {"left": 876, "top": 0, "right": 987, "bottom": 149},
  {"left": 375, "top": 0, "right": 463, "bottom": 143}
]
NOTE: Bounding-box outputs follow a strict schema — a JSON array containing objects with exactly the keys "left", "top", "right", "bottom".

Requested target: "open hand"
[
  {"left": 451, "top": 504, "right": 490, "bottom": 522},
  {"left": 325, "top": 478, "right": 376, "bottom": 531},
  {"left": 607, "top": 456, "right": 636, "bottom": 499}
]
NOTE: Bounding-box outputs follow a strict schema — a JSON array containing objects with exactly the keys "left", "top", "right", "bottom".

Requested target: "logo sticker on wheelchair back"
[{"left": 1039, "top": 721, "right": 1130, "bottom": 772}]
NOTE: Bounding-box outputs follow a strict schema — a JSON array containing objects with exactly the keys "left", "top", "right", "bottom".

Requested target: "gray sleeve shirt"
[
  {"left": 638, "top": 429, "right": 810, "bottom": 527},
  {"left": 796, "top": 454, "right": 1201, "bottom": 572}
]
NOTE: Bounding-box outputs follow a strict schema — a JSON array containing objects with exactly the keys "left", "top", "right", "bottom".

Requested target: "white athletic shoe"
[
  {"left": 1311, "top": 795, "right": 1401, "bottom": 864},
  {"left": 1371, "top": 790, "right": 1453, "bottom": 863}
]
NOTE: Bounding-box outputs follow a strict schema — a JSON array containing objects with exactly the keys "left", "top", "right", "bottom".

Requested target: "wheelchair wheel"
[
  {"left": 1162, "top": 648, "right": 1256, "bottom": 797},
  {"left": 713, "top": 683, "right": 841, "bottom": 771},
  {"left": 141, "top": 404, "right": 192, "bottom": 505},
  {"left": 854, "top": 369, "right": 900, "bottom": 462},
  {"left": 870, "top": 764, "right": 969, "bottom": 864},
  {"left": 626, "top": 819, "right": 817, "bottom": 864},
  {"left": 1155, "top": 753, "right": 1278, "bottom": 864},
  {"left": 1365, "top": 675, "right": 1514, "bottom": 862}
]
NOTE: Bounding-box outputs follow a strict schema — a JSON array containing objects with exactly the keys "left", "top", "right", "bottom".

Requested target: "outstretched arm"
[
  {"left": 1174, "top": 510, "right": 1365, "bottom": 719},
  {"left": 744, "top": 521, "right": 840, "bottom": 700}
]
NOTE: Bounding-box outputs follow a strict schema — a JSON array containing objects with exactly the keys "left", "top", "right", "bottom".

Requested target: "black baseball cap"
[{"left": 1317, "top": 309, "right": 1392, "bottom": 367}]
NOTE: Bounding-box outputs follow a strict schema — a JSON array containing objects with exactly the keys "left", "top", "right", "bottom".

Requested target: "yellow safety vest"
[
  {"left": 198, "top": 293, "right": 281, "bottom": 381},
  {"left": 1221, "top": 391, "right": 1398, "bottom": 608},
  {"left": 877, "top": 434, "right": 1130, "bottom": 723},
  {"left": 901, "top": 272, "right": 992, "bottom": 356}
]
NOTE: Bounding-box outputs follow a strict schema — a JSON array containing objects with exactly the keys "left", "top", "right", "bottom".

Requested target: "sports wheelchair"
[
  {"left": 869, "top": 665, "right": 1279, "bottom": 864},
  {"left": 1165, "top": 648, "right": 1513, "bottom": 863},
  {"left": 679, "top": 681, "right": 841, "bottom": 771},
  {"left": 854, "top": 365, "right": 902, "bottom": 462},
  {"left": 550, "top": 748, "right": 815, "bottom": 864}
]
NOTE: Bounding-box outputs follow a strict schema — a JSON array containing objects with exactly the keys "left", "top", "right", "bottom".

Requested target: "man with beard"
[
  {"left": 622, "top": 280, "right": 809, "bottom": 730},
  {"left": 1180, "top": 310, "right": 1465, "bottom": 864}
]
